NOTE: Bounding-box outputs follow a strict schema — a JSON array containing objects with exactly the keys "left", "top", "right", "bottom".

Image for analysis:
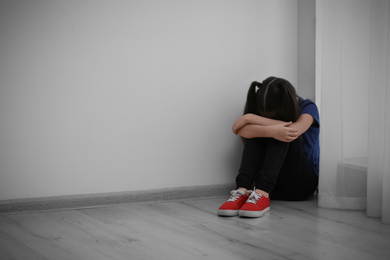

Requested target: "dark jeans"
[{"left": 235, "top": 138, "right": 318, "bottom": 201}]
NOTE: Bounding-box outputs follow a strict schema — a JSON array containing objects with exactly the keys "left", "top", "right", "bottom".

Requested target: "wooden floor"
[{"left": 0, "top": 196, "right": 390, "bottom": 260}]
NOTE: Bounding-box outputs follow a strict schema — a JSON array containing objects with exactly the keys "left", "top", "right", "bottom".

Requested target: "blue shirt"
[{"left": 299, "top": 97, "right": 320, "bottom": 176}]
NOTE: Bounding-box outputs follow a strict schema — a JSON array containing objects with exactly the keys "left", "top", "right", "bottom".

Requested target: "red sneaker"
[
  {"left": 218, "top": 190, "right": 250, "bottom": 216},
  {"left": 239, "top": 192, "right": 270, "bottom": 218}
]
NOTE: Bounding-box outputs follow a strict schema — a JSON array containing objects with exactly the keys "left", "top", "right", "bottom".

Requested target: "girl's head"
[{"left": 244, "top": 77, "right": 300, "bottom": 122}]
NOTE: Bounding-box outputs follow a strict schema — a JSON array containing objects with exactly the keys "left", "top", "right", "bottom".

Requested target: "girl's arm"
[
  {"left": 289, "top": 113, "right": 314, "bottom": 136},
  {"left": 232, "top": 113, "right": 284, "bottom": 135},
  {"left": 235, "top": 113, "right": 314, "bottom": 142},
  {"left": 237, "top": 122, "right": 299, "bottom": 142}
]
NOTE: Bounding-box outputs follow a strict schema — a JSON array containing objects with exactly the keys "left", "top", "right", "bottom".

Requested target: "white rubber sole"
[
  {"left": 238, "top": 207, "right": 270, "bottom": 218},
  {"left": 217, "top": 209, "right": 238, "bottom": 217}
]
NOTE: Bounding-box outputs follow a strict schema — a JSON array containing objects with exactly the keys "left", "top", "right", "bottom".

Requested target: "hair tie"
[{"left": 254, "top": 81, "right": 262, "bottom": 93}]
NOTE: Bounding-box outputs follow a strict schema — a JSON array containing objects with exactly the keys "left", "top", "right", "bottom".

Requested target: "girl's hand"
[
  {"left": 270, "top": 122, "right": 299, "bottom": 142},
  {"left": 232, "top": 115, "right": 249, "bottom": 135}
]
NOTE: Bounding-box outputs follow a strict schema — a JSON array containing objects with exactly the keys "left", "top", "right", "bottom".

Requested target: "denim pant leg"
[{"left": 235, "top": 138, "right": 290, "bottom": 192}]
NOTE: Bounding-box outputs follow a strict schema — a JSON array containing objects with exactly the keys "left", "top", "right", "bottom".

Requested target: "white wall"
[
  {"left": 298, "top": 0, "right": 316, "bottom": 101},
  {"left": 0, "top": 0, "right": 299, "bottom": 200}
]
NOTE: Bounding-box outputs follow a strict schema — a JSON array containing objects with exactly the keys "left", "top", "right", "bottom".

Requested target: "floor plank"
[
  {"left": 0, "top": 197, "right": 389, "bottom": 260},
  {"left": 0, "top": 228, "right": 46, "bottom": 260}
]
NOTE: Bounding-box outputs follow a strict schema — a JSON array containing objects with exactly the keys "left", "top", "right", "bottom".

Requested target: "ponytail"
[{"left": 244, "top": 81, "right": 262, "bottom": 115}]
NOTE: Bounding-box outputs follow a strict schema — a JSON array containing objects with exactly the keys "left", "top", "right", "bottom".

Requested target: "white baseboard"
[{"left": 0, "top": 183, "right": 234, "bottom": 215}]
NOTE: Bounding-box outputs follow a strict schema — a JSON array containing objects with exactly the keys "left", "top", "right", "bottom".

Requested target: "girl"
[{"left": 218, "top": 77, "right": 319, "bottom": 218}]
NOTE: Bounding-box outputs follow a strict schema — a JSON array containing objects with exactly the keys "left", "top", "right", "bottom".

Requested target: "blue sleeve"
[{"left": 298, "top": 97, "right": 320, "bottom": 176}]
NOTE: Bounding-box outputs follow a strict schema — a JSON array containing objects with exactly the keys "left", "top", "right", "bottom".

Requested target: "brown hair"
[{"left": 243, "top": 77, "right": 300, "bottom": 122}]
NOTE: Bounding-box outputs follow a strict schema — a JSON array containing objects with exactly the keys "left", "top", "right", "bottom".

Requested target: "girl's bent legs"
[
  {"left": 254, "top": 139, "right": 290, "bottom": 194},
  {"left": 235, "top": 138, "right": 318, "bottom": 201},
  {"left": 235, "top": 138, "right": 290, "bottom": 193},
  {"left": 271, "top": 140, "right": 318, "bottom": 201},
  {"left": 235, "top": 138, "right": 265, "bottom": 191}
]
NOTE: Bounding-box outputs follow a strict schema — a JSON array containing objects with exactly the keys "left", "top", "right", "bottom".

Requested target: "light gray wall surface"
[
  {"left": 298, "top": 0, "right": 316, "bottom": 101},
  {"left": 0, "top": 0, "right": 301, "bottom": 200}
]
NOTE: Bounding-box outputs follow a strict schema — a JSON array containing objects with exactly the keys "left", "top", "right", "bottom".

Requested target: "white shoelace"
[
  {"left": 227, "top": 190, "right": 245, "bottom": 202},
  {"left": 246, "top": 192, "right": 261, "bottom": 204}
]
